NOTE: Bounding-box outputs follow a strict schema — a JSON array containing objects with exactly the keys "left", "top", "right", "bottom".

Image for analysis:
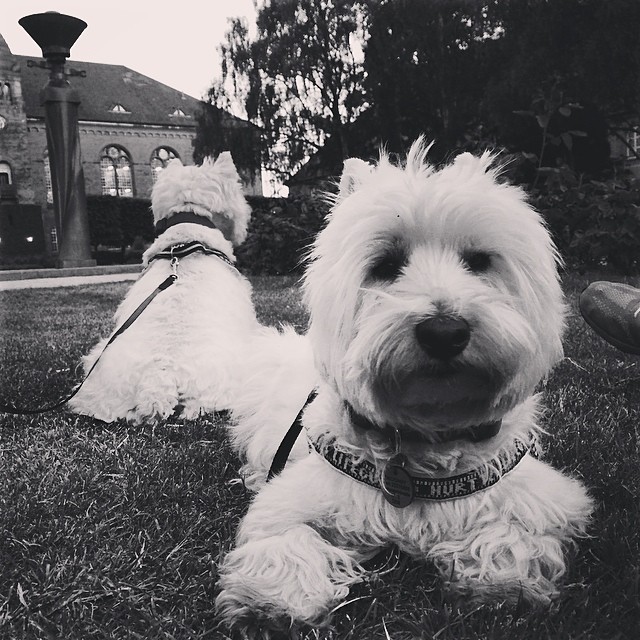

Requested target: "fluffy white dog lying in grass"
[
  {"left": 217, "top": 139, "right": 593, "bottom": 630},
  {"left": 71, "top": 153, "right": 258, "bottom": 425}
]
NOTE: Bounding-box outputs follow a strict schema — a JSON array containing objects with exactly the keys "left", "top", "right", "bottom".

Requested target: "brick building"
[{"left": 0, "top": 32, "right": 260, "bottom": 262}]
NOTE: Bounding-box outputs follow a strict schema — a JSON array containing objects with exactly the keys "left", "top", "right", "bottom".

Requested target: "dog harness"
[
  {"left": 308, "top": 432, "right": 530, "bottom": 507},
  {"left": 148, "top": 240, "right": 236, "bottom": 269}
]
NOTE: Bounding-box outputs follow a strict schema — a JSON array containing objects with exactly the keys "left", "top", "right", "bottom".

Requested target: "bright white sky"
[{"left": 2, "top": 0, "right": 256, "bottom": 100}]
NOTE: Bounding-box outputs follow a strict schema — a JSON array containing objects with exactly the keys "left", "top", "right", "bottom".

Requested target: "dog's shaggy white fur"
[
  {"left": 216, "top": 139, "right": 594, "bottom": 629},
  {"left": 70, "top": 153, "right": 259, "bottom": 424}
]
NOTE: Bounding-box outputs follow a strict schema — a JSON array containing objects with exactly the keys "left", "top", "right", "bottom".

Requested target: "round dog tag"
[{"left": 381, "top": 454, "right": 414, "bottom": 508}]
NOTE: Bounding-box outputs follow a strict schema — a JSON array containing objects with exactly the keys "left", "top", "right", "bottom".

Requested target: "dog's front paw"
[
  {"left": 432, "top": 528, "right": 567, "bottom": 607},
  {"left": 216, "top": 525, "right": 366, "bottom": 628}
]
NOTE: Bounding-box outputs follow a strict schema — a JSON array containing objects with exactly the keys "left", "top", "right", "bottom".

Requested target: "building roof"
[{"left": 16, "top": 55, "right": 203, "bottom": 128}]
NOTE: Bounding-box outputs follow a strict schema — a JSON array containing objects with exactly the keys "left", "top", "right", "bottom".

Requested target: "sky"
[{"left": 2, "top": 0, "right": 256, "bottom": 100}]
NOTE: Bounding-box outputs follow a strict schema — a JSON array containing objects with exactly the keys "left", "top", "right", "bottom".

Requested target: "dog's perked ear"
[
  {"left": 338, "top": 158, "right": 373, "bottom": 200},
  {"left": 211, "top": 151, "right": 242, "bottom": 182},
  {"left": 452, "top": 150, "right": 497, "bottom": 178},
  {"left": 453, "top": 152, "right": 478, "bottom": 168}
]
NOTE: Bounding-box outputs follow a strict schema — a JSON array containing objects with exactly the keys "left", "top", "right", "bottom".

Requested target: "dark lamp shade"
[{"left": 19, "top": 12, "right": 87, "bottom": 59}]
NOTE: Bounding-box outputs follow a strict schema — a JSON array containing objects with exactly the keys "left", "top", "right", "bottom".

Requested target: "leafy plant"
[
  {"left": 86, "top": 196, "right": 154, "bottom": 259},
  {"left": 534, "top": 176, "right": 640, "bottom": 273},
  {"left": 86, "top": 196, "right": 122, "bottom": 250},
  {"left": 514, "top": 80, "right": 587, "bottom": 187},
  {"left": 235, "top": 193, "right": 329, "bottom": 275}
]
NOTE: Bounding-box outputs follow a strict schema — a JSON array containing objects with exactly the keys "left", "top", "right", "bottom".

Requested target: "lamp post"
[{"left": 19, "top": 11, "right": 95, "bottom": 268}]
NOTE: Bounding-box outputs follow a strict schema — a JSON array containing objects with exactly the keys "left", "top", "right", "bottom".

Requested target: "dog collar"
[
  {"left": 309, "top": 432, "right": 530, "bottom": 507},
  {"left": 154, "top": 211, "right": 221, "bottom": 237},
  {"left": 148, "top": 241, "right": 236, "bottom": 269},
  {"left": 345, "top": 403, "right": 502, "bottom": 444}
]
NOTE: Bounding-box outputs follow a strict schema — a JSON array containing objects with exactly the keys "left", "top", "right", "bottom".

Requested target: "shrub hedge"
[
  {"left": 87, "top": 196, "right": 154, "bottom": 252},
  {"left": 234, "top": 193, "right": 329, "bottom": 275},
  {"left": 532, "top": 177, "right": 640, "bottom": 274},
  {"left": 86, "top": 193, "right": 331, "bottom": 275},
  {"left": 86, "top": 179, "right": 640, "bottom": 275}
]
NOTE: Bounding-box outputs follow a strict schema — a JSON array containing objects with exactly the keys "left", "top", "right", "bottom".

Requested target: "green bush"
[
  {"left": 84, "top": 182, "right": 640, "bottom": 275},
  {"left": 86, "top": 196, "right": 153, "bottom": 252},
  {"left": 119, "top": 198, "right": 155, "bottom": 246},
  {"left": 236, "top": 193, "right": 330, "bottom": 275},
  {"left": 86, "top": 196, "right": 123, "bottom": 249},
  {"left": 85, "top": 192, "right": 331, "bottom": 273},
  {"left": 533, "top": 177, "right": 640, "bottom": 274}
]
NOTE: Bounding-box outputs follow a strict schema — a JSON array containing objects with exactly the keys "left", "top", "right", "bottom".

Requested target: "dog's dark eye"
[
  {"left": 462, "top": 250, "right": 492, "bottom": 273},
  {"left": 370, "top": 250, "right": 407, "bottom": 282}
]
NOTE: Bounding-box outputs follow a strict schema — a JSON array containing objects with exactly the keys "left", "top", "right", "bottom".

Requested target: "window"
[
  {"left": 0, "top": 161, "right": 12, "bottom": 185},
  {"left": 169, "top": 108, "right": 187, "bottom": 117},
  {"left": 100, "top": 146, "right": 134, "bottom": 197},
  {"left": 627, "top": 129, "right": 640, "bottom": 159},
  {"left": 109, "top": 103, "right": 130, "bottom": 113},
  {"left": 43, "top": 150, "right": 53, "bottom": 203},
  {"left": 1, "top": 83, "right": 11, "bottom": 103},
  {"left": 150, "top": 147, "right": 179, "bottom": 183},
  {"left": 50, "top": 227, "right": 59, "bottom": 253}
]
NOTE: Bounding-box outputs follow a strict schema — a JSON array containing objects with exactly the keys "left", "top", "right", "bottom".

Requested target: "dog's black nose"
[{"left": 415, "top": 316, "right": 470, "bottom": 359}]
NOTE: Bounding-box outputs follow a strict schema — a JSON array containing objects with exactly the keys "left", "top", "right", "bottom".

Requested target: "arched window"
[
  {"left": 100, "top": 146, "right": 133, "bottom": 197},
  {"left": 43, "top": 150, "right": 53, "bottom": 203},
  {"left": 0, "top": 161, "right": 12, "bottom": 185},
  {"left": 150, "top": 147, "right": 179, "bottom": 184}
]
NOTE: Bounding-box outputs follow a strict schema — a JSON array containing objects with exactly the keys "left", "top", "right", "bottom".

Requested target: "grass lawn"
[{"left": 0, "top": 271, "right": 638, "bottom": 639}]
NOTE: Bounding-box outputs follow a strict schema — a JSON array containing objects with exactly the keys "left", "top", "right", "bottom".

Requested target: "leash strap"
[
  {"left": 0, "top": 274, "right": 177, "bottom": 416},
  {"left": 267, "top": 389, "right": 318, "bottom": 481},
  {"left": 310, "top": 433, "right": 530, "bottom": 502}
]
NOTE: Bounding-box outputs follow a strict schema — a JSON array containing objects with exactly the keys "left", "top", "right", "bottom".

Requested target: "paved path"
[{"left": 0, "top": 272, "right": 139, "bottom": 291}]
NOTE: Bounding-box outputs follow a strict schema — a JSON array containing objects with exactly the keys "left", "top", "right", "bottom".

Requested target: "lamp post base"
[{"left": 57, "top": 257, "right": 96, "bottom": 268}]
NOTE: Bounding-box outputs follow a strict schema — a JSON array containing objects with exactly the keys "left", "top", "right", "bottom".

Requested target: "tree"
[
  {"left": 362, "top": 0, "right": 640, "bottom": 176},
  {"left": 201, "top": 0, "right": 640, "bottom": 187},
  {"left": 192, "top": 102, "right": 261, "bottom": 188},
  {"left": 482, "top": 0, "right": 640, "bottom": 175},
  {"left": 363, "top": 0, "right": 504, "bottom": 160},
  {"left": 209, "top": 0, "right": 368, "bottom": 180}
]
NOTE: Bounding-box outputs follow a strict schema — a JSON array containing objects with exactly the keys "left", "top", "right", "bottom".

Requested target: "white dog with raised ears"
[
  {"left": 70, "top": 153, "right": 259, "bottom": 425},
  {"left": 216, "top": 139, "right": 593, "bottom": 630}
]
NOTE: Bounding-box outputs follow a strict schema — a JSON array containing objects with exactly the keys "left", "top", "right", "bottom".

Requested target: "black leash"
[
  {"left": 0, "top": 241, "right": 235, "bottom": 416},
  {"left": 267, "top": 389, "right": 318, "bottom": 481}
]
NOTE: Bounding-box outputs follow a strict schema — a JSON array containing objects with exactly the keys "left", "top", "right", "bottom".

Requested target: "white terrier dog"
[
  {"left": 216, "top": 139, "right": 593, "bottom": 629},
  {"left": 70, "top": 153, "right": 259, "bottom": 424}
]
